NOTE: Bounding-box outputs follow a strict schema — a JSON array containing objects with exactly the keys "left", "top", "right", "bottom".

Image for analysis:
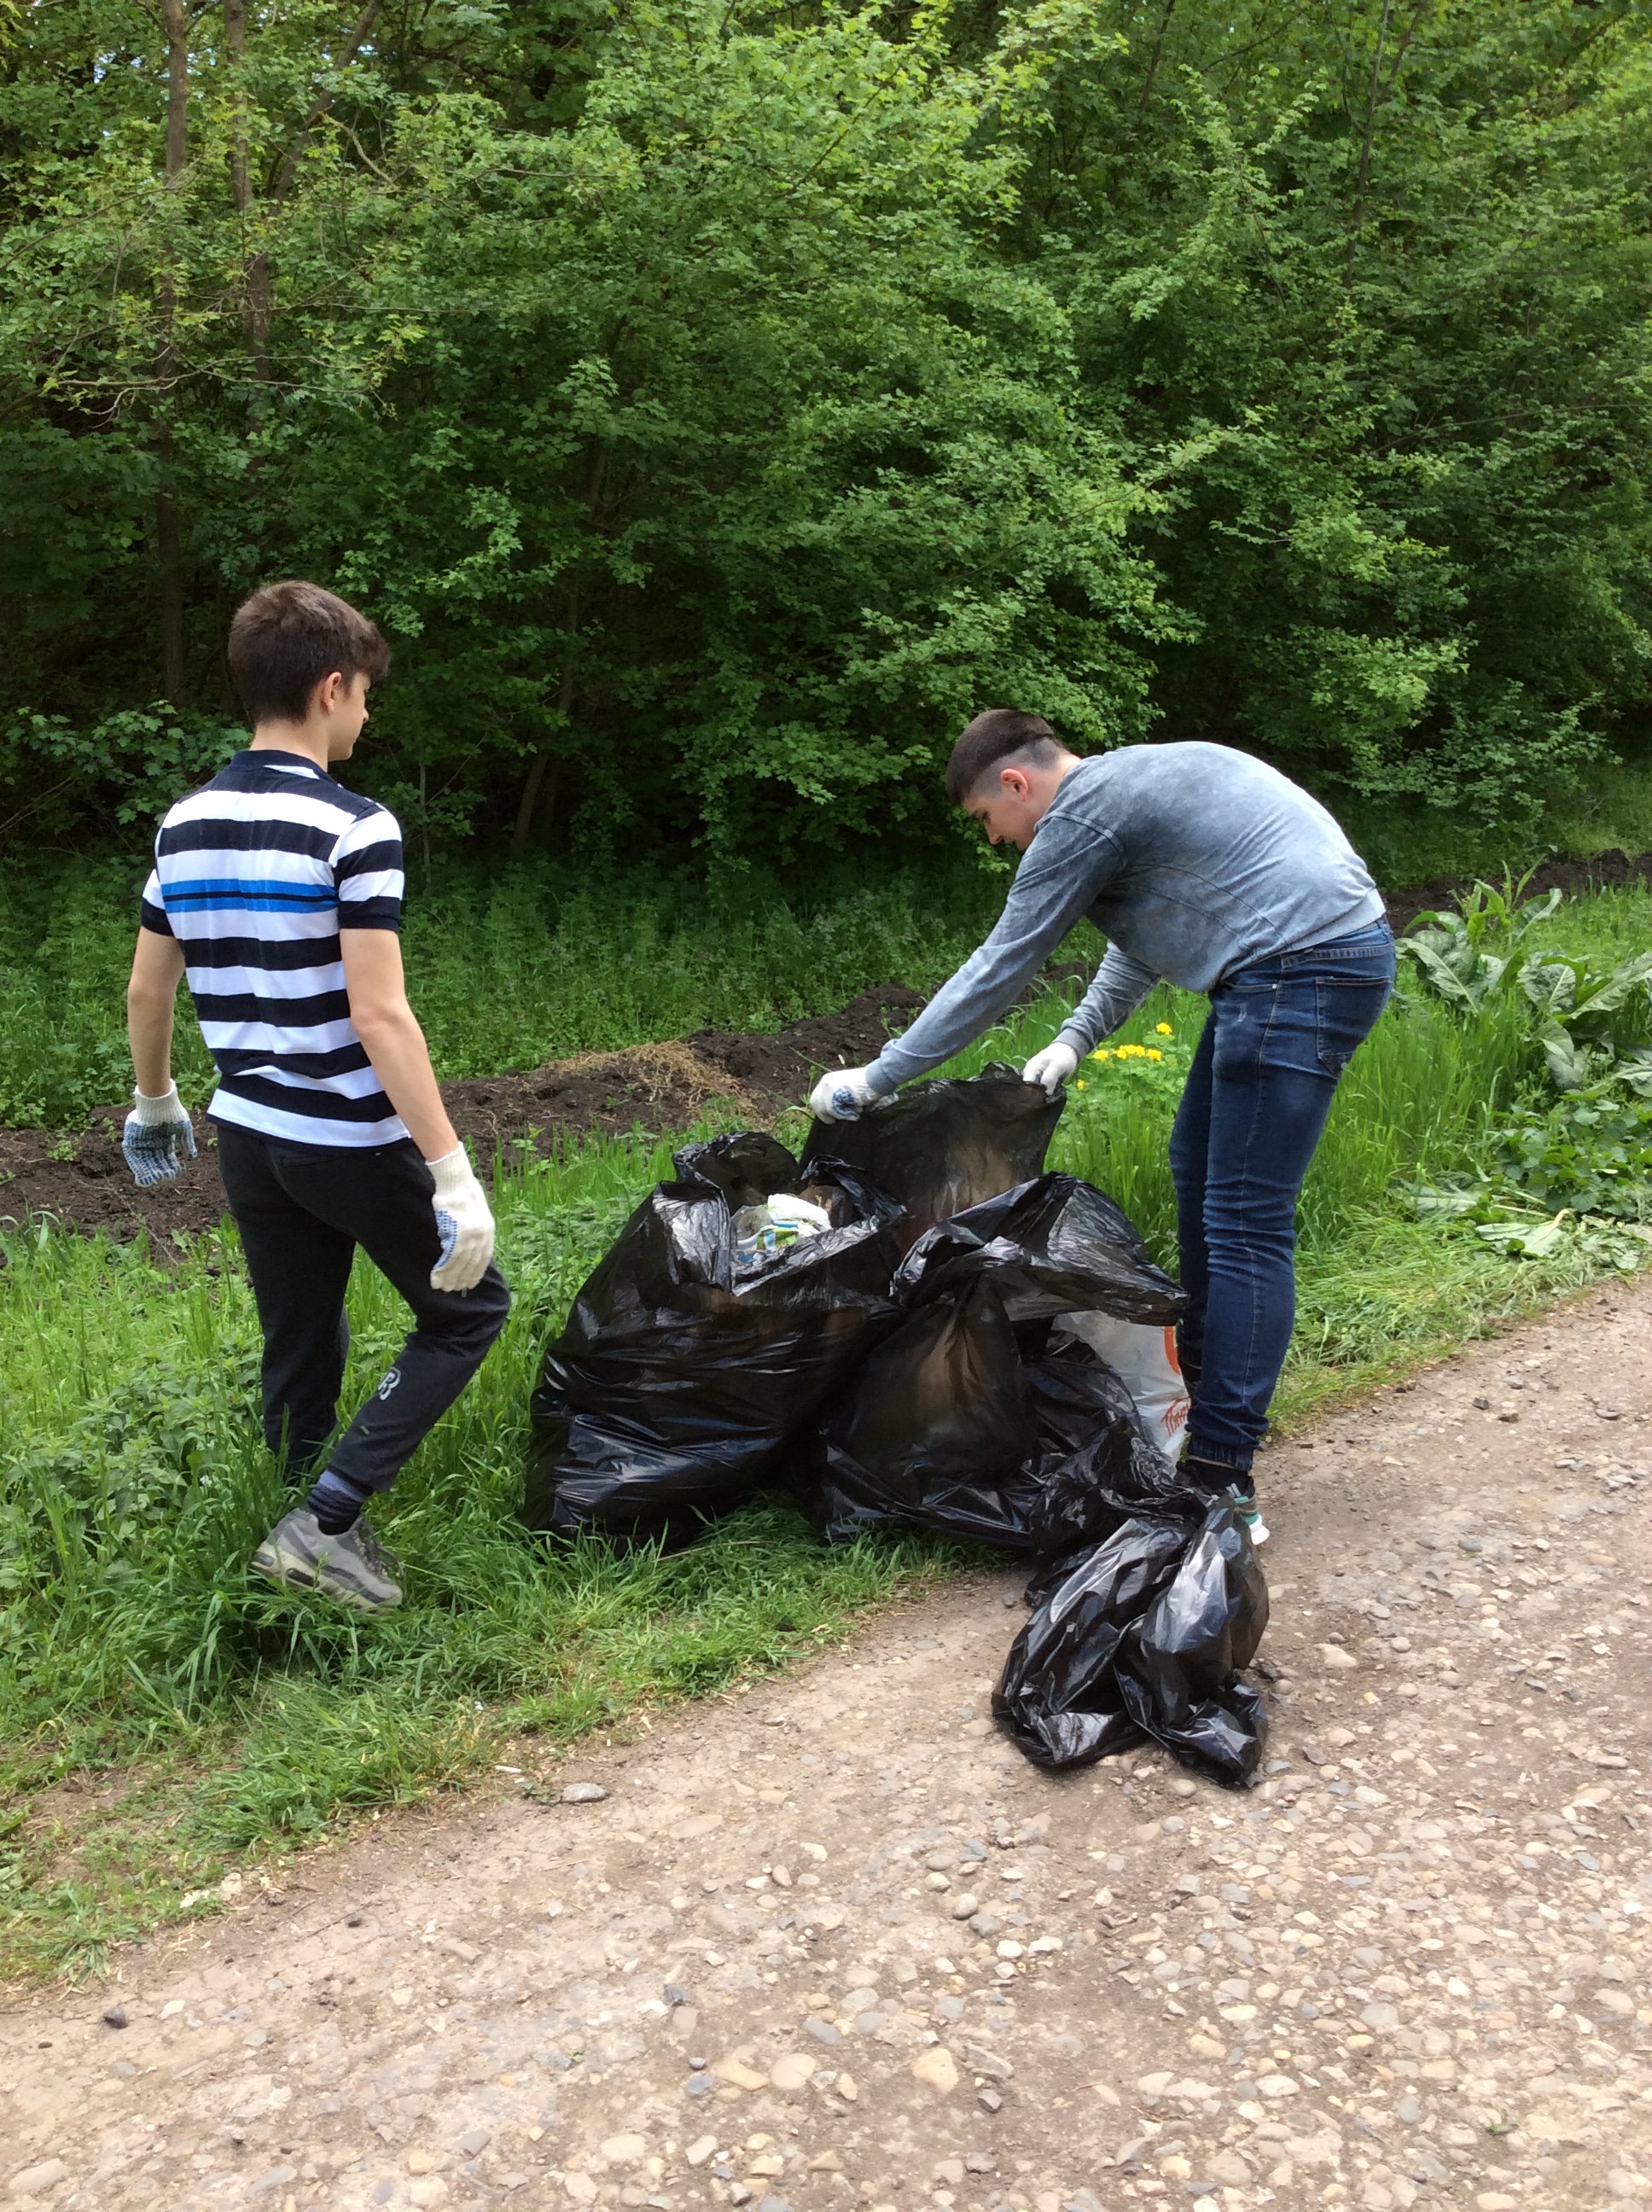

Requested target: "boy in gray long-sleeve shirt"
[{"left": 809, "top": 711, "right": 1395, "bottom": 1530}]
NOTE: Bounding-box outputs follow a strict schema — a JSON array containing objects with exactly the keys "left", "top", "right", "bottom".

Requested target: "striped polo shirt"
[{"left": 141, "top": 748, "right": 409, "bottom": 1149}]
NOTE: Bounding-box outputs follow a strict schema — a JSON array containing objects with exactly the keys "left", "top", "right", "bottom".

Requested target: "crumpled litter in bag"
[
  {"left": 811, "top": 1174, "right": 1185, "bottom": 1548},
  {"left": 993, "top": 1499, "right": 1270, "bottom": 1784},
  {"left": 893, "top": 1173, "right": 1186, "bottom": 1326},
  {"left": 524, "top": 1133, "right": 904, "bottom": 1545},
  {"left": 801, "top": 1063, "right": 1062, "bottom": 1244}
]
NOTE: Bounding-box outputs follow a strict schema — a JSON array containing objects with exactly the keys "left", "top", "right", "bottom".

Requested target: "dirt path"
[{"left": 3, "top": 1284, "right": 1649, "bottom": 2212}]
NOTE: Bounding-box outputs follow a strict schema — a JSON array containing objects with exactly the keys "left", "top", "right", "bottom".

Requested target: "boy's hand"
[
  {"left": 807, "top": 1066, "right": 887, "bottom": 1122},
  {"left": 1022, "top": 1040, "right": 1079, "bottom": 1097},
  {"left": 121, "top": 1084, "right": 197, "bottom": 1185},
  {"left": 428, "top": 1146, "right": 495, "bottom": 1292}
]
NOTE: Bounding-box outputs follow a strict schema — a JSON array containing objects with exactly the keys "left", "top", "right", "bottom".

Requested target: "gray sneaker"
[{"left": 252, "top": 1509, "right": 404, "bottom": 1611}]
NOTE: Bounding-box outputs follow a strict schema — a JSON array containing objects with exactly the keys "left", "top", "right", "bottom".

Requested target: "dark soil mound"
[{"left": 0, "top": 986, "right": 927, "bottom": 1247}]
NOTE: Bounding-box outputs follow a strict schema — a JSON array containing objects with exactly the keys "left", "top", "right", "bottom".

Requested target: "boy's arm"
[
  {"left": 339, "top": 929, "right": 460, "bottom": 1162},
  {"left": 863, "top": 816, "right": 1121, "bottom": 1091},
  {"left": 340, "top": 931, "right": 495, "bottom": 1294},
  {"left": 127, "top": 925, "right": 187, "bottom": 1092},
  {"left": 124, "top": 926, "right": 197, "bottom": 1185}
]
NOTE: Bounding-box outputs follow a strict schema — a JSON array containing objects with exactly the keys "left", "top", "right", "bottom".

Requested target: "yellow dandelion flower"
[
  {"left": 1146, "top": 1048, "right": 1162, "bottom": 1061},
  {"left": 1156, "top": 1022, "right": 1173, "bottom": 1036},
  {"left": 1089, "top": 1050, "right": 1108, "bottom": 1062},
  {"left": 1074, "top": 1079, "right": 1085, "bottom": 1091}
]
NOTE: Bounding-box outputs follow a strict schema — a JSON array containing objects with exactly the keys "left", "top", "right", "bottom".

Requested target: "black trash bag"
[
  {"left": 800, "top": 1065, "right": 1063, "bottom": 1244},
  {"left": 894, "top": 1173, "right": 1186, "bottom": 1328},
  {"left": 812, "top": 1276, "right": 1044, "bottom": 1548},
  {"left": 810, "top": 1173, "right": 1185, "bottom": 1548},
  {"left": 812, "top": 1315, "right": 1175, "bottom": 1552},
  {"left": 1026, "top": 1336, "right": 1191, "bottom": 1558},
  {"left": 993, "top": 1499, "right": 1270, "bottom": 1784},
  {"left": 524, "top": 1133, "right": 905, "bottom": 1546}
]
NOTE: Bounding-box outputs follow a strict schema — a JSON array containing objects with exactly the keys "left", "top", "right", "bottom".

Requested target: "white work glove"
[
  {"left": 1022, "top": 1040, "right": 1080, "bottom": 1098},
  {"left": 808, "top": 1065, "right": 887, "bottom": 1123},
  {"left": 428, "top": 1145, "right": 495, "bottom": 1293},
  {"left": 121, "top": 1083, "right": 197, "bottom": 1186}
]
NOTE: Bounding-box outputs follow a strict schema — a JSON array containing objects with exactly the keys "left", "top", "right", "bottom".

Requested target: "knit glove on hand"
[
  {"left": 1021, "top": 1040, "right": 1080, "bottom": 1097},
  {"left": 428, "top": 1145, "right": 495, "bottom": 1292},
  {"left": 807, "top": 1065, "right": 891, "bottom": 1123},
  {"left": 121, "top": 1084, "right": 197, "bottom": 1186}
]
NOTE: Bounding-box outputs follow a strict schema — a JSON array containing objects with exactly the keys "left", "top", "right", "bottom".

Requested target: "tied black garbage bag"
[
  {"left": 811, "top": 1173, "right": 1185, "bottom": 1549},
  {"left": 801, "top": 1063, "right": 1062, "bottom": 1244},
  {"left": 524, "top": 1133, "right": 905, "bottom": 1545},
  {"left": 994, "top": 1499, "right": 1270, "bottom": 1784}
]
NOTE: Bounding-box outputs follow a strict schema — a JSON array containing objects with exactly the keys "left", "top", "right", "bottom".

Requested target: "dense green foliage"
[{"left": 3, "top": 0, "right": 1649, "bottom": 858}]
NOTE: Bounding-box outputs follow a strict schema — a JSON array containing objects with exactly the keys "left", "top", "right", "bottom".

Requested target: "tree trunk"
[
  {"left": 509, "top": 443, "right": 610, "bottom": 852},
  {"left": 223, "top": 0, "right": 272, "bottom": 383},
  {"left": 1345, "top": 0, "right": 1395, "bottom": 276},
  {"left": 155, "top": 0, "right": 190, "bottom": 706}
]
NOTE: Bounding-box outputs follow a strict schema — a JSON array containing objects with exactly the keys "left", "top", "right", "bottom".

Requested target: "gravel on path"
[{"left": 3, "top": 1285, "right": 1649, "bottom": 2212}]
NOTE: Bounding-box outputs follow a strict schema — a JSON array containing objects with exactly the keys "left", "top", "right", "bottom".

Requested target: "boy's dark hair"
[
  {"left": 945, "top": 708, "right": 1065, "bottom": 805},
  {"left": 228, "top": 580, "right": 390, "bottom": 725}
]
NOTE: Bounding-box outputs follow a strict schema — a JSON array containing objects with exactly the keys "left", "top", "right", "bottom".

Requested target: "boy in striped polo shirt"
[{"left": 124, "top": 580, "right": 510, "bottom": 1611}]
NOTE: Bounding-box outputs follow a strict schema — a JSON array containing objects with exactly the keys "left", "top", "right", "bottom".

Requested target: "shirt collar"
[{"left": 235, "top": 748, "right": 333, "bottom": 781}]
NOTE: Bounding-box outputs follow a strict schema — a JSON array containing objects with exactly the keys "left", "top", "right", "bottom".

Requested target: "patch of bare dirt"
[
  {"left": 0, "top": 987, "right": 925, "bottom": 1246},
  {"left": 3, "top": 1284, "right": 1649, "bottom": 2211}
]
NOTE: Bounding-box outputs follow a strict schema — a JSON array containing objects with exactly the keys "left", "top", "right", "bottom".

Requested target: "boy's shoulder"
[{"left": 160, "top": 752, "right": 398, "bottom": 841}]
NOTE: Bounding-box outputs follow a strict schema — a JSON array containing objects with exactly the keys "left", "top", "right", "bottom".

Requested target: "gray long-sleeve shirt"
[{"left": 868, "top": 742, "right": 1384, "bottom": 1092}]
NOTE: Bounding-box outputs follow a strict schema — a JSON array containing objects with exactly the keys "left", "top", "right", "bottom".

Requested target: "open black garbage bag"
[
  {"left": 524, "top": 1133, "right": 905, "bottom": 1545},
  {"left": 811, "top": 1173, "right": 1185, "bottom": 1548},
  {"left": 800, "top": 1063, "right": 1062, "bottom": 1244},
  {"left": 994, "top": 1499, "right": 1269, "bottom": 1784}
]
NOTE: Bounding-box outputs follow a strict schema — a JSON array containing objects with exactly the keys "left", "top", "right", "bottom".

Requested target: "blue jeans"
[{"left": 1168, "top": 922, "right": 1395, "bottom": 1478}]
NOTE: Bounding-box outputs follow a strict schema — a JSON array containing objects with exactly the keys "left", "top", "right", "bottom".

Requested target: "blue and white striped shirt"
[{"left": 142, "top": 749, "right": 408, "bottom": 1149}]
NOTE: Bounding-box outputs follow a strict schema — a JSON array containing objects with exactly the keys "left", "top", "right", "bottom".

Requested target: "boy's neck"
[{"left": 250, "top": 724, "right": 335, "bottom": 772}]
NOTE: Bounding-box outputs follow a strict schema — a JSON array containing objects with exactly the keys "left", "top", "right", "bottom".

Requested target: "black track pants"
[{"left": 215, "top": 1122, "right": 511, "bottom": 1493}]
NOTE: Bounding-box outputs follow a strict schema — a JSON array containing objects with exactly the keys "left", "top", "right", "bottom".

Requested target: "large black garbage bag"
[
  {"left": 1027, "top": 1341, "right": 1191, "bottom": 1558},
  {"left": 894, "top": 1174, "right": 1185, "bottom": 1326},
  {"left": 811, "top": 1173, "right": 1185, "bottom": 1547},
  {"left": 813, "top": 1277, "right": 1043, "bottom": 1547},
  {"left": 994, "top": 1499, "right": 1270, "bottom": 1784},
  {"left": 800, "top": 1064, "right": 1062, "bottom": 1244},
  {"left": 525, "top": 1133, "right": 905, "bottom": 1545}
]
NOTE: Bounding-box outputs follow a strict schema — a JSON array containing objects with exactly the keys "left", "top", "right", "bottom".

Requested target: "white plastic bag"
[
  {"left": 732, "top": 1192, "right": 834, "bottom": 1273},
  {"left": 1058, "top": 1313, "right": 1190, "bottom": 1461}
]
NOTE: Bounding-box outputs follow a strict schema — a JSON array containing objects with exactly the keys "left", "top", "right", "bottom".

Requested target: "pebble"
[
  {"left": 561, "top": 1782, "right": 608, "bottom": 1804},
  {"left": 458, "top": 2127, "right": 491, "bottom": 2155},
  {"left": 912, "top": 2046, "right": 960, "bottom": 2095},
  {"left": 102, "top": 2004, "right": 127, "bottom": 2029},
  {"left": 9, "top": 2162, "right": 70, "bottom": 2200}
]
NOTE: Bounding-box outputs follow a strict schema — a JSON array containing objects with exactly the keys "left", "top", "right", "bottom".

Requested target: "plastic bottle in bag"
[{"left": 732, "top": 1192, "right": 834, "bottom": 1273}]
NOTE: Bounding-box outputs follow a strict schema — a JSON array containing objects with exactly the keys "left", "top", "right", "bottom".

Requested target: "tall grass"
[{"left": 0, "top": 848, "right": 1009, "bottom": 1126}]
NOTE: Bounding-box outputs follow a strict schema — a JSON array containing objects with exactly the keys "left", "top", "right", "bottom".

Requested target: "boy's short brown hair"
[
  {"left": 228, "top": 580, "right": 390, "bottom": 725},
  {"left": 945, "top": 708, "right": 1063, "bottom": 805}
]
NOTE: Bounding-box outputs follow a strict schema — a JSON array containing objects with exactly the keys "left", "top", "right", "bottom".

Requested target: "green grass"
[
  {"left": 0, "top": 847, "right": 1010, "bottom": 1127},
  {"left": 6, "top": 884, "right": 1652, "bottom": 1982}
]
